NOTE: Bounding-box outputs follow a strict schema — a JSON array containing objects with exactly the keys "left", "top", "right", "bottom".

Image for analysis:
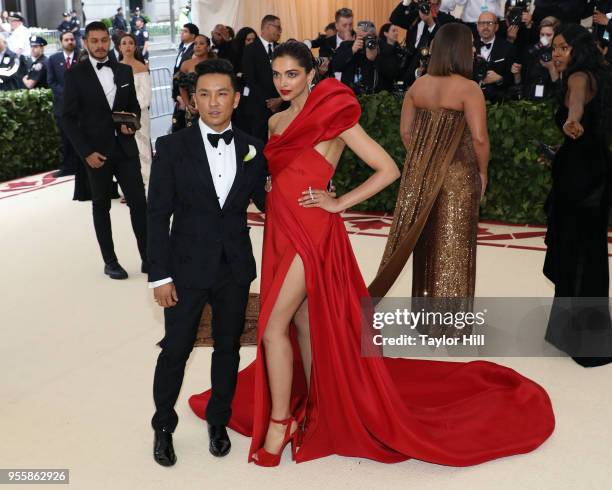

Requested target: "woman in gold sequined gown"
[{"left": 369, "top": 24, "right": 489, "bottom": 313}]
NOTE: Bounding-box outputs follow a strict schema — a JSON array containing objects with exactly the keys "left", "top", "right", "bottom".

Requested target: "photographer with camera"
[
  {"left": 390, "top": 0, "right": 451, "bottom": 86},
  {"left": 390, "top": 0, "right": 457, "bottom": 29},
  {"left": 510, "top": 16, "right": 560, "bottom": 100},
  {"left": 378, "top": 23, "right": 405, "bottom": 92},
  {"left": 331, "top": 19, "right": 379, "bottom": 94},
  {"left": 592, "top": 0, "right": 612, "bottom": 63},
  {"left": 474, "top": 11, "right": 517, "bottom": 102},
  {"left": 501, "top": 1, "right": 535, "bottom": 56},
  {"left": 306, "top": 8, "right": 355, "bottom": 78}
]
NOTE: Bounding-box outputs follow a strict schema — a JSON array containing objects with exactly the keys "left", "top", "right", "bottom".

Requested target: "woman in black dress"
[{"left": 544, "top": 24, "right": 612, "bottom": 367}]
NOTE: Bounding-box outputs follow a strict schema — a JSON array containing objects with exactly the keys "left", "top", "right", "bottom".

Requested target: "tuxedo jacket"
[
  {"left": 147, "top": 124, "right": 268, "bottom": 289},
  {"left": 242, "top": 39, "right": 279, "bottom": 112},
  {"left": 47, "top": 50, "right": 80, "bottom": 117},
  {"left": 311, "top": 35, "right": 339, "bottom": 59},
  {"left": 476, "top": 36, "right": 516, "bottom": 101},
  {"left": 62, "top": 58, "right": 141, "bottom": 159},
  {"left": 172, "top": 43, "right": 195, "bottom": 99}
]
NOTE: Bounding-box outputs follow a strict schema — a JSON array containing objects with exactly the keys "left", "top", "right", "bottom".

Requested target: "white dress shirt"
[
  {"left": 479, "top": 36, "right": 495, "bottom": 61},
  {"left": 175, "top": 41, "right": 193, "bottom": 68},
  {"left": 148, "top": 119, "right": 237, "bottom": 289},
  {"left": 63, "top": 50, "right": 75, "bottom": 66},
  {"left": 259, "top": 35, "right": 274, "bottom": 61},
  {"left": 415, "top": 21, "right": 437, "bottom": 48},
  {"left": 89, "top": 55, "right": 116, "bottom": 109},
  {"left": 441, "top": 0, "right": 503, "bottom": 23}
]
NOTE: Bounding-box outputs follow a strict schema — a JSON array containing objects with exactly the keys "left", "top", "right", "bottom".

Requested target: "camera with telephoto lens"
[
  {"left": 528, "top": 41, "right": 552, "bottom": 63},
  {"left": 507, "top": 0, "right": 531, "bottom": 26},
  {"left": 407, "top": 0, "right": 432, "bottom": 16},
  {"left": 357, "top": 20, "right": 378, "bottom": 50},
  {"left": 473, "top": 55, "right": 489, "bottom": 83},
  {"left": 419, "top": 46, "right": 431, "bottom": 72}
]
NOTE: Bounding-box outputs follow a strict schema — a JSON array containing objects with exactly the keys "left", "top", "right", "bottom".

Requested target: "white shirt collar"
[
  {"left": 199, "top": 118, "right": 233, "bottom": 137},
  {"left": 89, "top": 54, "right": 109, "bottom": 68},
  {"left": 182, "top": 41, "right": 193, "bottom": 51},
  {"left": 63, "top": 50, "right": 74, "bottom": 59},
  {"left": 481, "top": 35, "right": 495, "bottom": 47},
  {"left": 336, "top": 34, "right": 344, "bottom": 48},
  {"left": 259, "top": 36, "right": 273, "bottom": 52}
]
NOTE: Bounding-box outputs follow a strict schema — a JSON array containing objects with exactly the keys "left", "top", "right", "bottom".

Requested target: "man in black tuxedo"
[
  {"left": 475, "top": 12, "right": 516, "bottom": 103},
  {"left": 241, "top": 14, "right": 283, "bottom": 141},
  {"left": 171, "top": 23, "right": 198, "bottom": 133},
  {"left": 62, "top": 22, "right": 147, "bottom": 279},
  {"left": 211, "top": 24, "right": 234, "bottom": 61},
  {"left": 47, "top": 31, "right": 79, "bottom": 177},
  {"left": 308, "top": 9, "right": 355, "bottom": 63},
  {"left": 148, "top": 59, "right": 267, "bottom": 465}
]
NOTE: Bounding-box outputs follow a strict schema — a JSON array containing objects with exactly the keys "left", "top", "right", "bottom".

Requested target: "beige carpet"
[{"left": 1, "top": 174, "right": 611, "bottom": 489}]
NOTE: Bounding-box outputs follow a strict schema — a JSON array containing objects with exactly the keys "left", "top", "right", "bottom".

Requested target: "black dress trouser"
[
  {"left": 84, "top": 139, "right": 147, "bottom": 265},
  {"left": 151, "top": 257, "right": 250, "bottom": 431}
]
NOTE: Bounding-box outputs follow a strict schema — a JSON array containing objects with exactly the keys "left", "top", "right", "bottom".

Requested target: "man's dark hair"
[
  {"left": 195, "top": 58, "right": 239, "bottom": 92},
  {"left": 335, "top": 8, "right": 353, "bottom": 22},
  {"left": 261, "top": 14, "right": 280, "bottom": 29},
  {"left": 85, "top": 21, "right": 109, "bottom": 38},
  {"left": 183, "top": 23, "right": 199, "bottom": 36},
  {"left": 59, "top": 30, "right": 75, "bottom": 42},
  {"left": 325, "top": 22, "right": 336, "bottom": 32}
]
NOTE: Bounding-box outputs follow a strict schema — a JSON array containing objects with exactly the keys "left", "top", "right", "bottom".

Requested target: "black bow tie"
[
  {"left": 96, "top": 60, "right": 112, "bottom": 70},
  {"left": 207, "top": 129, "right": 234, "bottom": 148},
  {"left": 481, "top": 42, "right": 492, "bottom": 49}
]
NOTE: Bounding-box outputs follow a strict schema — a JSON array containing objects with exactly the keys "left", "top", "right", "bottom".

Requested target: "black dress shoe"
[
  {"left": 104, "top": 261, "right": 128, "bottom": 280},
  {"left": 52, "top": 169, "right": 74, "bottom": 178},
  {"left": 141, "top": 261, "right": 149, "bottom": 274},
  {"left": 154, "top": 429, "right": 177, "bottom": 467},
  {"left": 208, "top": 423, "right": 231, "bottom": 457}
]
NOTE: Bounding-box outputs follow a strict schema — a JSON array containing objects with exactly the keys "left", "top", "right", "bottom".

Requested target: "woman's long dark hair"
[
  {"left": 554, "top": 24, "right": 611, "bottom": 141},
  {"left": 232, "top": 27, "right": 257, "bottom": 73},
  {"left": 118, "top": 32, "right": 146, "bottom": 64}
]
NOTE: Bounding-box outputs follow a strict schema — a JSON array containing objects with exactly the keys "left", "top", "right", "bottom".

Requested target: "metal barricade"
[{"left": 149, "top": 67, "right": 173, "bottom": 119}]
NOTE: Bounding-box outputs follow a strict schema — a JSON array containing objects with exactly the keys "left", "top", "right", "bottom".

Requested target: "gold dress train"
[{"left": 369, "top": 108, "right": 481, "bottom": 336}]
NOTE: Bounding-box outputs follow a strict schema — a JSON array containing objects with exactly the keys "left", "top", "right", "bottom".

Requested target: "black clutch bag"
[{"left": 112, "top": 111, "right": 141, "bottom": 131}]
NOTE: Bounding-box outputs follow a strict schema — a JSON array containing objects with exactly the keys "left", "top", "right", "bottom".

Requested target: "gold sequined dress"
[{"left": 369, "top": 108, "right": 481, "bottom": 305}]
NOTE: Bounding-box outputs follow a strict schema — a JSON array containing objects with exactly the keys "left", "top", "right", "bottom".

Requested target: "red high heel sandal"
[{"left": 252, "top": 416, "right": 299, "bottom": 467}]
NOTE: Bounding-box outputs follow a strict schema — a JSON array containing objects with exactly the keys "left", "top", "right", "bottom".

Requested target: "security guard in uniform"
[
  {"left": 23, "top": 36, "right": 48, "bottom": 89},
  {"left": 57, "top": 12, "right": 72, "bottom": 34},
  {"left": 69, "top": 10, "right": 82, "bottom": 49},
  {"left": 0, "top": 35, "right": 27, "bottom": 91},
  {"left": 133, "top": 17, "right": 150, "bottom": 63}
]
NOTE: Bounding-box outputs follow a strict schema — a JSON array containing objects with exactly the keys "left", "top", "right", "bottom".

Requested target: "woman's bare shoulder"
[{"left": 133, "top": 61, "right": 148, "bottom": 73}]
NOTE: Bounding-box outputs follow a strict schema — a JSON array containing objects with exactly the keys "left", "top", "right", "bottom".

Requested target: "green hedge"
[
  {"left": 335, "top": 92, "right": 563, "bottom": 224},
  {"left": 0, "top": 89, "right": 61, "bottom": 182},
  {"left": 0, "top": 88, "right": 562, "bottom": 224}
]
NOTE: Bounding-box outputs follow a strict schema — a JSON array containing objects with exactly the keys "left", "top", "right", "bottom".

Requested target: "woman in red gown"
[{"left": 190, "top": 41, "right": 555, "bottom": 466}]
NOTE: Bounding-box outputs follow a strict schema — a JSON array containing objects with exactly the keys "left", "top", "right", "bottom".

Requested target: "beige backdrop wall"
[{"left": 234, "top": 0, "right": 402, "bottom": 41}]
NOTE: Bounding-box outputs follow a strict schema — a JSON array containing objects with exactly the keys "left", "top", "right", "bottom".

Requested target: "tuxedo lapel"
[
  {"left": 222, "top": 130, "right": 248, "bottom": 211},
  {"left": 185, "top": 125, "right": 221, "bottom": 209},
  {"left": 84, "top": 59, "right": 109, "bottom": 107}
]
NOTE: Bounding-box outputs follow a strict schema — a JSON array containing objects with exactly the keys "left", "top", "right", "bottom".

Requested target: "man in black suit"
[
  {"left": 308, "top": 9, "right": 355, "bottom": 62},
  {"left": 148, "top": 59, "right": 267, "bottom": 466},
  {"left": 211, "top": 24, "right": 234, "bottom": 61},
  {"left": 48, "top": 31, "right": 79, "bottom": 177},
  {"left": 475, "top": 11, "right": 516, "bottom": 103},
  {"left": 62, "top": 22, "right": 147, "bottom": 279},
  {"left": 241, "top": 14, "right": 283, "bottom": 141},
  {"left": 171, "top": 23, "right": 198, "bottom": 133}
]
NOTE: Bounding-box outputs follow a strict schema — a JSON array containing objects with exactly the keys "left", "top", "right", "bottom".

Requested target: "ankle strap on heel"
[{"left": 270, "top": 416, "right": 293, "bottom": 425}]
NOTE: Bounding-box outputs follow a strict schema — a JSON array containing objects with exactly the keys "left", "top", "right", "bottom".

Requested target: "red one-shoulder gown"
[{"left": 189, "top": 78, "right": 555, "bottom": 466}]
